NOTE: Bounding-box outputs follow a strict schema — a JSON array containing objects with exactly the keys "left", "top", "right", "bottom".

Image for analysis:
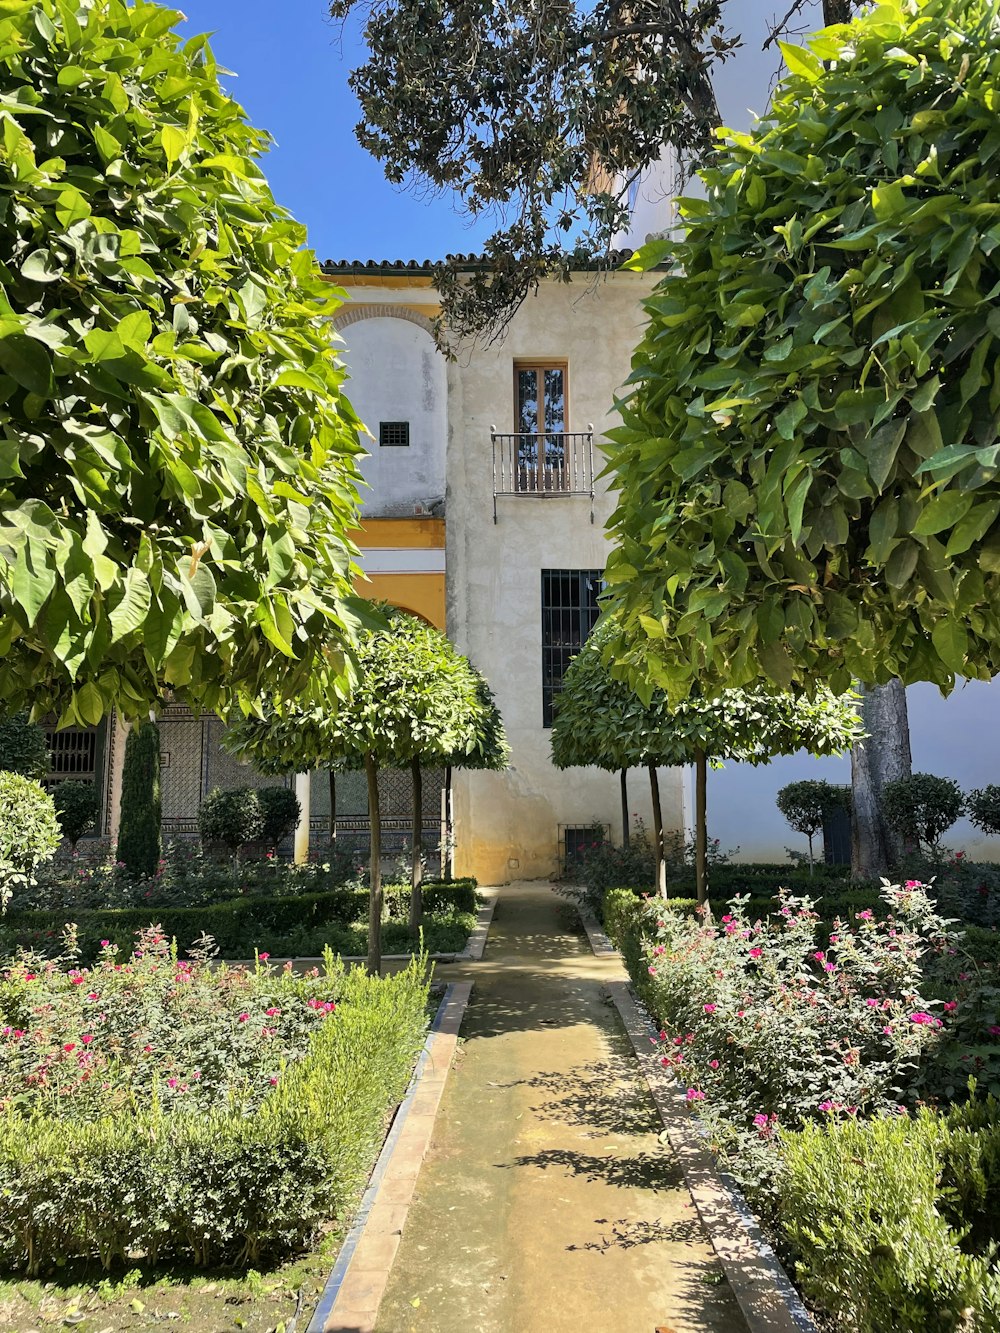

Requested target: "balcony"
[{"left": 491, "top": 427, "right": 595, "bottom": 523}]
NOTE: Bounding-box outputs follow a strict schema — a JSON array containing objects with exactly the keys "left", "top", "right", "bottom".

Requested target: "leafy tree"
[
  {"left": 0, "top": 0, "right": 365, "bottom": 727},
  {"left": 967, "top": 786, "right": 1000, "bottom": 839},
  {"left": 882, "top": 774, "right": 964, "bottom": 855},
  {"left": 117, "top": 721, "right": 161, "bottom": 878},
  {"left": 551, "top": 621, "right": 862, "bottom": 900},
  {"left": 776, "top": 780, "right": 850, "bottom": 875},
  {"left": 332, "top": 0, "right": 858, "bottom": 344},
  {"left": 52, "top": 781, "right": 99, "bottom": 851},
  {"left": 258, "top": 787, "right": 301, "bottom": 853},
  {"left": 0, "top": 712, "right": 49, "bottom": 779},
  {"left": 0, "top": 773, "right": 60, "bottom": 910},
  {"left": 224, "top": 609, "right": 489, "bottom": 971},
  {"left": 605, "top": 0, "right": 1000, "bottom": 700},
  {"left": 198, "top": 787, "right": 266, "bottom": 857}
]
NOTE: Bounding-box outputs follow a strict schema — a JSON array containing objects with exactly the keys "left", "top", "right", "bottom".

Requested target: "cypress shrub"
[{"left": 117, "top": 722, "right": 162, "bottom": 879}]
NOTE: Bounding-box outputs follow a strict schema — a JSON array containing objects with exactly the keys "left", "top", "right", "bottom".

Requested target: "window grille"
[
  {"left": 541, "top": 569, "right": 602, "bottom": 727},
  {"left": 44, "top": 727, "right": 98, "bottom": 783},
  {"left": 379, "top": 420, "right": 410, "bottom": 447}
]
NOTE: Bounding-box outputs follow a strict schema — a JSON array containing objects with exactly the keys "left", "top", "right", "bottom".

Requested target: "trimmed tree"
[
  {"left": 0, "top": 712, "right": 50, "bottom": 779},
  {"left": 603, "top": 0, "right": 1000, "bottom": 874},
  {"left": 116, "top": 721, "right": 161, "bottom": 879},
  {"left": 776, "top": 780, "right": 851, "bottom": 875},
  {"left": 52, "top": 781, "right": 100, "bottom": 851},
  {"left": 225, "top": 609, "right": 491, "bottom": 972},
  {"left": 882, "top": 774, "right": 964, "bottom": 856},
  {"left": 0, "top": 0, "right": 365, "bottom": 727},
  {"left": 551, "top": 622, "right": 863, "bottom": 901}
]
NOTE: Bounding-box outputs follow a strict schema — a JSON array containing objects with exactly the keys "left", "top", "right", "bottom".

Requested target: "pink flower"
[
  {"left": 813, "top": 951, "right": 825, "bottom": 962},
  {"left": 823, "top": 962, "right": 836, "bottom": 972},
  {"left": 865, "top": 998, "right": 879, "bottom": 1008},
  {"left": 829, "top": 935, "right": 839, "bottom": 944},
  {"left": 81, "top": 1034, "right": 94, "bottom": 1045},
  {"left": 908, "top": 1012, "right": 941, "bottom": 1028},
  {"left": 237, "top": 1013, "right": 249, "bottom": 1023},
  {"left": 749, "top": 948, "right": 763, "bottom": 959},
  {"left": 63, "top": 1043, "right": 75, "bottom": 1053},
  {"left": 167, "top": 1077, "right": 178, "bottom": 1089},
  {"left": 686, "top": 1088, "right": 705, "bottom": 1102},
  {"left": 882, "top": 1025, "right": 894, "bottom": 1035},
  {"left": 989, "top": 1026, "right": 1000, "bottom": 1037},
  {"left": 100, "top": 940, "right": 110, "bottom": 948},
  {"left": 703, "top": 1003, "right": 716, "bottom": 1014},
  {"left": 721, "top": 915, "right": 732, "bottom": 924},
  {"left": 818, "top": 1100, "right": 834, "bottom": 1112},
  {"left": 258, "top": 952, "right": 270, "bottom": 962},
  {"left": 753, "top": 1114, "right": 769, "bottom": 1129},
  {"left": 265, "top": 1007, "right": 281, "bottom": 1017},
  {"left": 269, "top": 1075, "right": 278, "bottom": 1085},
  {"left": 709, "top": 1059, "right": 720, "bottom": 1069},
  {"left": 857, "top": 910, "right": 873, "bottom": 921},
  {"left": 904, "top": 880, "right": 921, "bottom": 889},
  {"left": 143, "top": 1044, "right": 153, "bottom": 1053},
  {"left": 943, "top": 1001, "right": 958, "bottom": 1013}
]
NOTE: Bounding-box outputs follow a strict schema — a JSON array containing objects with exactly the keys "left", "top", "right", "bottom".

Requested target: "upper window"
[
  {"left": 514, "top": 361, "right": 568, "bottom": 488},
  {"left": 379, "top": 421, "right": 410, "bottom": 447},
  {"left": 541, "top": 568, "right": 602, "bottom": 728}
]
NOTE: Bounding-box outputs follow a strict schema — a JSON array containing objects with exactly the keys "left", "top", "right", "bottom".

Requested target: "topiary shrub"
[
  {"left": 117, "top": 722, "right": 162, "bottom": 879},
  {"left": 967, "top": 786, "right": 1000, "bottom": 839},
  {"left": 199, "top": 787, "right": 265, "bottom": 856},
  {"left": 257, "top": 787, "right": 301, "bottom": 852},
  {"left": 883, "top": 774, "right": 965, "bottom": 854},
  {"left": 52, "top": 781, "right": 100, "bottom": 851},
  {"left": 776, "top": 780, "right": 851, "bottom": 875},
  {"left": 0, "top": 773, "right": 60, "bottom": 910},
  {"left": 0, "top": 713, "right": 50, "bottom": 779}
]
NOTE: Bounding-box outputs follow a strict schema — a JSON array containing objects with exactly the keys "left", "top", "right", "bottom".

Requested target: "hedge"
[
  {"left": 0, "top": 959, "right": 430, "bottom": 1273},
  {"left": 3, "top": 881, "right": 479, "bottom": 961}
]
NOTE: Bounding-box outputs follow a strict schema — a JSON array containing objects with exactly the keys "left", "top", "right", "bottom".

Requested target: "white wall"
[
  {"left": 342, "top": 316, "right": 447, "bottom": 516},
  {"left": 705, "top": 680, "right": 1000, "bottom": 863},
  {"left": 447, "top": 271, "right": 686, "bottom": 882}
]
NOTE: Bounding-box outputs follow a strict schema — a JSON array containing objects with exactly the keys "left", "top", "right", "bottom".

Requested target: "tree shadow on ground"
[
  {"left": 486, "top": 1054, "right": 662, "bottom": 1136},
  {"left": 498, "top": 1146, "right": 684, "bottom": 1192},
  {"left": 567, "top": 1214, "right": 706, "bottom": 1252}
]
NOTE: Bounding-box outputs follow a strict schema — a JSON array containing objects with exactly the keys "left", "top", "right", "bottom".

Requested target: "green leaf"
[
  {"left": 108, "top": 568, "right": 151, "bottom": 642},
  {"left": 778, "top": 40, "right": 822, "bottom": 81},
  {"left": 0, "top": 334, "right": 52, "bottom": 396},
  {"left": 912, "top": 491, "right": 974, "bottom": 537},
  {"left": 21, "top": 249, "right": 62, "bottom": 283},
  {"left": 931, "top": 618, "right": 968, "bottom": 674}
]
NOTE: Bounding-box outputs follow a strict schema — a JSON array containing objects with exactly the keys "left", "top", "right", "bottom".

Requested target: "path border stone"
[
  {"left": 578, "top": 902, "right": 619, "bottom": 957},
  {"left": 607, "top": 979, "right": 817, "bottom": 1333},
  {"left": 307, "top": 979, "right": 474, "bottom": 1333}
]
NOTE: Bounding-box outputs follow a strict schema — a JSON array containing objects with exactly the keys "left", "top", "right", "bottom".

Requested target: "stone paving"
[{"left": 374, "top": 883, "right": 749, "bottom": 1333}]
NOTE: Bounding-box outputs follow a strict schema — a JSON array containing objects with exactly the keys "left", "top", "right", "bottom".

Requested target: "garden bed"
[
  {"left": 606, "top": 880, "right": 1000, "bottom": 1331},
  {"left": 0, "top": 935, "right": 431, "bottom": 1329}
]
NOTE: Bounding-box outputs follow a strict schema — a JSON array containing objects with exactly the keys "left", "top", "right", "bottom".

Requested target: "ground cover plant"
[{"left": 0, "top": 932, "right": 430, "bottom": 1274}]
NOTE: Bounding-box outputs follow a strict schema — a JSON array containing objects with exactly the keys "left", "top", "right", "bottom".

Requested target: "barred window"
[{"left": 541, "top": 568, "right": 602, "bottom": 728}]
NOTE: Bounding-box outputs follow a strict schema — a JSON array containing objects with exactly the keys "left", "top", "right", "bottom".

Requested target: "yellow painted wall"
[
  {"left": 356, "top": 572, "right": 446, "bottom": 630},
  {"left": 351, "top": 516, "right": 445, "bottom": 549}
]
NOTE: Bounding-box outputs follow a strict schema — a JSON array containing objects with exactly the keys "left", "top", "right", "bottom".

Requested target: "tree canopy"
[
  {"left": 331, "top": 0, "right": 859, "bottom": 343},
  {"left": 550, "top": 623, "right": 863, "bottom": 770},
  {"left": 0, "top": 0, "right": 366, "bottom": 726},
  {"left": 604, "top": 0, "right": 1000, "bottom": 702}
]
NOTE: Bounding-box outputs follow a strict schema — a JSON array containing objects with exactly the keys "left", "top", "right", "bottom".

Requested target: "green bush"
[
  {"left": 967, "top": 786, "right": 1000, "bottom": 839},
  {"left": 0, "top": 956, "right": 429, "bottom": 1273},
  {"left": 3, "top": 882, "right": 477, "bottom": 960},
  {"left": 781, "top": 1101, "right": 1000, "bottom": 1332},
  {"left": 776, "top": 780, "right": 851, "bottom": 871},
  {"left": 51, "top": 781, "right": 99, "bottom": 850},
  {"left": 117, "top": 722, "right": 162, "bottom": 879},
  {"left": 198, "top": 787, "right": 266, "bottom": 854},
  {"left": 0, "top": 773, "right": 60, "bottom": 910},
  {"left": 0, "top": 712, "right": 49, "bottom": 779},
  {"left": 257, "top": 787, "right": 301, "bottom": 850},
  {"left": 883, "top": 774, "right": 965, "bottom": 854}
]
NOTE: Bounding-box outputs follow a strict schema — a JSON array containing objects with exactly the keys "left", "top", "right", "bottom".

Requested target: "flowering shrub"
[
  {"left": 634, "top": 884, "right": 964, "bottom": 1155},
  {"left": 0, "top": 932, "right": 429, "bottom": 1271}
]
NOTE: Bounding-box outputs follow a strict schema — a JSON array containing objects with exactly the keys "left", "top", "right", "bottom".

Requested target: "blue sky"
[{"left": 180, "top": 0, "right": 825, "bottom": 262}]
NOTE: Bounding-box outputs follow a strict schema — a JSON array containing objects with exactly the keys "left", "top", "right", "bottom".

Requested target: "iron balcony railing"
[{"left": 491, "top": 426, "right": 596, "bottom": 523}]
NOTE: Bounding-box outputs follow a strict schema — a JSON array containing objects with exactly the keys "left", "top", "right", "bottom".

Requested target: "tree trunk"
[
  {"left": 851, "top": 680, "right": 912, "bottom": 880},
  {"left": 445, "top": 765, "right": 454, "bottom": 880},
  {"left": 620, "top": 768, "right": 630, "bottom": 848},
  {"left": 647, "top": 761, "right": 667, "bottom": 897},
  {"left": 409, "top": 757, "right": 423, "bottom": 936},
  {"left": 694, "top": 748, "right": 708, "bottom": 906},
  {"left": 364, "top": 753, "right": 383, "bottom": 976},
  {"left": 823, "top": 0, "right": 853, "bottom": 23},
  {"left": 328, "top": 769, "right": 336, "bottom": 844}
]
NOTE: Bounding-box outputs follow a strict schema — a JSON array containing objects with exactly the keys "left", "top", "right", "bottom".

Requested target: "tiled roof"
[{"left": 320, "top": 250, "right": 638, "bottom": 275}]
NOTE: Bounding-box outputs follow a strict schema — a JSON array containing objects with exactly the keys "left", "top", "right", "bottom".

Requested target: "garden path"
[{"left": 374, "top": 882, "right": 749, "bottom": 1333}]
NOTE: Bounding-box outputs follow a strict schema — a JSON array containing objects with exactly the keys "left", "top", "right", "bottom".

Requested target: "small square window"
[{"left": 379, "top": 421, "right": 410, "bottom": 447}]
